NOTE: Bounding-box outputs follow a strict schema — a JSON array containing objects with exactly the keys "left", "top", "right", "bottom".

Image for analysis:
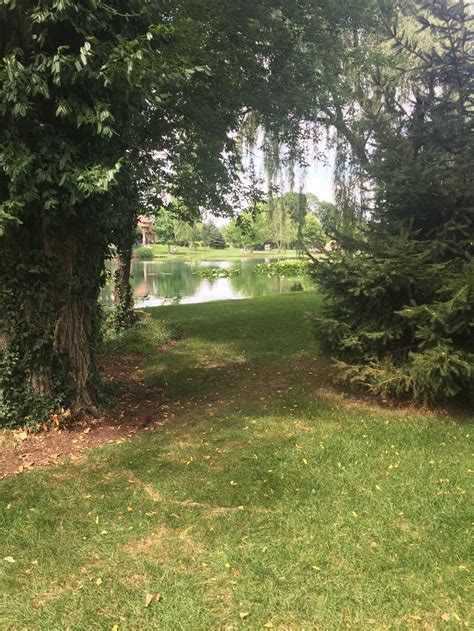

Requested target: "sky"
[{"left": 286, "top": 161, "right": 335, "bottom": 202}]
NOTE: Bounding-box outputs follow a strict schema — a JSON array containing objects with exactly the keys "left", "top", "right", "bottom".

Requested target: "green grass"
[
  {"left": 147, "top": 243, "right": 299, "bottom": 261},
  {"left": 1, "top": 293, "right": 472, "bottom": 630},
  {"left": 100, "top": 311, "right": 178, "bottom": 356}
]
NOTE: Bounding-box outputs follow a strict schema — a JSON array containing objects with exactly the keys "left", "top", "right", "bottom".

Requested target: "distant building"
[{"left": 138, "top": 215, "right": 156, "bottom": 245}]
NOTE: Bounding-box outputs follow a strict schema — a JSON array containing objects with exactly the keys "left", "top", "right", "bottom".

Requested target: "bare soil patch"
[{"left": 0, "top": 353, "right": 168, "bottom": 479}]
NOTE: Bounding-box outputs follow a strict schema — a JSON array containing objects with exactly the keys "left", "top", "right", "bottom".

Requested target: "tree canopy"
[{"left": 1, "top": 0, "right": 371, "bottom": 425}]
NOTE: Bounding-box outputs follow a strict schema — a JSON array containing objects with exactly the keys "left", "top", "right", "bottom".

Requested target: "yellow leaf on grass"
[
  {"left": 4, "top": 556, "right": 16, "bottom": 563},
  {"left": 96, "top": 577, "right": 102, "bottom": 586},
  {"left": 112, "top": 625, "right": 119, "bottom": 631},
  {"left": 302, "top": 458, "right": 308, "bottom": 465},
  {"left": 264, "top": 623, "right": 274, "bottom": 629},
  {"left": 144, "top": 593, "right": 161, "bottom": 607},
  {"left": 441, "top": 613, "right": 450, "bottom": 622},
  {"left": 239, "top": 612, "right": 250, "bottom": 620}
]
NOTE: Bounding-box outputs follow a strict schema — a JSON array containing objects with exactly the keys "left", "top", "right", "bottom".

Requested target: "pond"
[{"left": 102, "top": 256, "right": 313, "bottom": 308}]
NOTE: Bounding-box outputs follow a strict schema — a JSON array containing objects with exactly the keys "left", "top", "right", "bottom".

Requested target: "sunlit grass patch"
[{"left": 1, "top": 293, "right": 472, "bottom": 629}]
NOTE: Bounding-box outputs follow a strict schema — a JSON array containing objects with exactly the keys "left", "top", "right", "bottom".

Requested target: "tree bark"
[
  {"left": 53, "top": 232, "right": 103, "bottom": 417},
  {"left": 0, "top": 214, "right": 104, "bottom": 423},
  {"left": 113, "top": 210, "right": 138, "bottom": 331}
]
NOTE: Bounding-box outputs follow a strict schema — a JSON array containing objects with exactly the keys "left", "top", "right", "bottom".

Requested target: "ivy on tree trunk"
[{"left": 0, "top": 215, "right": 104, "bottom": 424}]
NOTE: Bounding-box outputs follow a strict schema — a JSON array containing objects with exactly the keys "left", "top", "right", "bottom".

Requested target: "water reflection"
[{"left": 103, "top": 257, "right": 313, "bottom": 308}]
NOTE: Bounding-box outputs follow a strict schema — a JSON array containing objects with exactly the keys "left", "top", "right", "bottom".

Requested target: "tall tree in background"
[
  {"left": 154, "top": 209, "right": 176, "bottom": 253},
  {"left": 312, "top": 0, "right": 473, "bottom": 402}
]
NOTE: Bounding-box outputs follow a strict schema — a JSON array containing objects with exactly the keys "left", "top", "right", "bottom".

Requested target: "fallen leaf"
[
  {"left": 264, "top": 623, "right": 273, "bottom": 629},
  {"left": 239, "top": 612, "right": 250, "bottom": 620},
  {"left": 112, "top": 625, "right": 119, "bottom": 631},
  {"left": 4, "top": 556, "right": 16, "bottom": 563},
  {"left": 441, "top": 613, "right": 450, "bottom": 622},
  {"left": 144, "top": 593, "right": 161, "bottom": 607},
  {"left": 96, "top": 577, "right": 102, "bottom": 586},
  {"left": 302, "top": 458, "right": 308, "bottom": 465},
  {"left": 83, "top": 427, "right": 91, "bottom": 434}
]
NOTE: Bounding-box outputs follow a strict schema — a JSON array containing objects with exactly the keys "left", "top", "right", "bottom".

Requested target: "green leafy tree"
[
  {"left": 0, "top": 0, "right": 168, "bottom": 423},
  {"left": 174, "top": 220, "right": 202, "bottom": 248},
  {"left": 154, "top": 210, "right": 176, "bottom": 253},
  {"left": 302, "top": 213, "right": 325, "bottom": 249},
  {"left": 224, "top": 211, "right": 261, "bottom": 249}
]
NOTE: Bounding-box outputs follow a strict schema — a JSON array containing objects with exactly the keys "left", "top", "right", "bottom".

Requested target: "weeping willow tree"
[
  {"left": 112, "top": 0, "right": 378, "bottom": 328},
  {"left": 240, "top": 0, "right": 473, "bottom": 404}
]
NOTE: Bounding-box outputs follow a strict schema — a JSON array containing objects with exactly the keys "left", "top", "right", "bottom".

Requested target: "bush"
[
  {"left": 135, "top": 246, "right": 154, "bottom": 261},
  {"left": 100, "top": 310, "right": 179, "bottom": 356},
  {"left": 312, "top": 245, "right": 474, "bottom": 404},
  {"left": 255, "top": 259, "right": 311, "bottom": 277},
  {"left": 193, "top": 267, "right": 240, "bottom": 279}
]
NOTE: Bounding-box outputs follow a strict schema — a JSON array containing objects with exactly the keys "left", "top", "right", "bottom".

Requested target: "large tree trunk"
[
  {"left": 53, "top": 232, "right": 103, "bottom": 417},
  {"left": 0, "top": 214, "right": 104, "bottom": 425}
]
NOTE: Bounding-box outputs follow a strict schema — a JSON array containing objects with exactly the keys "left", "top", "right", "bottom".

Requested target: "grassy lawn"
[
  {"left": 147, "top": 243, "right": 299, "bottom": 260},
  {"left": 1, "top": 293, "right": 472, "bottom": 629}
]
